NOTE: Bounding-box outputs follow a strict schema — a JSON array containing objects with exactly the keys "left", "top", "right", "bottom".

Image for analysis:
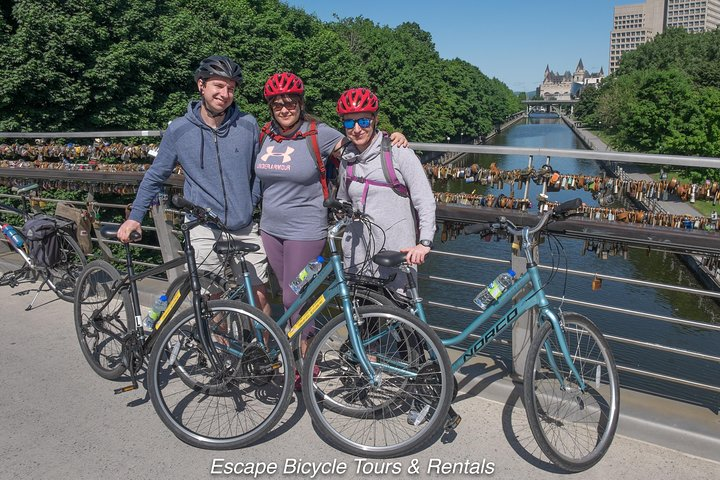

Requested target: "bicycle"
[
  {"left": 0, "top": 183, "right": 87, "bottom": 308},
  {"left": 146, "top": 196, "right": 453, "bottom": 457},
  {"left": 73, "top": 195, "right": 294, "bottom": 449},
  {"left": 365, "top": 198, "right": 619, "bottom": 472}
]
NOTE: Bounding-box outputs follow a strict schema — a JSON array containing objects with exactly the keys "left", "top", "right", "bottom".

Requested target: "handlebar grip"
[
  {"left": 129, "top": 231, "right": 142, "bottom": 242},
  {"left": 463, "top": 224, "right": 488, "bottom": 235},
  {"left": 171, "top": 194, "right": 195, "bottom": 211},
  {"left": 171, "top": 195, "right": 220, "bottom": 223},
  {"left": 323, "top": 198, "right": 354, "bottom": 215},
  {"left": 554, "top": 198, "right": 582, "bottom": 215}
]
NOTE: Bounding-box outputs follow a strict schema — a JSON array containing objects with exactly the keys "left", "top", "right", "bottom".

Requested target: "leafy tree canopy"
[
  {"left": 575, "top": 27, "right": 720, "bottom": 160},
  {"left": 0, "top": 0, "right": 521, "bottom": 142}
]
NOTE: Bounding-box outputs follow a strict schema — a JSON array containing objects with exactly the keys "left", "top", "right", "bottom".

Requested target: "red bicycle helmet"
[
  {"left": 264, "top": 72, "right": 304, "bottom": 99},
  {"left": 336, "top": 88, "right": 379, "bottom": 115}
]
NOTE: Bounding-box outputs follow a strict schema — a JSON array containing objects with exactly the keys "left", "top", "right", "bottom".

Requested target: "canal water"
[{"left": 422, "top": 114, "right": 719, "bottom": 409}]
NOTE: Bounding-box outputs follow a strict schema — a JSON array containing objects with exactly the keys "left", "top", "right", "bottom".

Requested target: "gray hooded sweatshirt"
[
  {"left": 129, "top": 101, "right": 260, "bottom": 231},
  {"left": 338, "top": 132, "right": 436, "bottom": 288}
]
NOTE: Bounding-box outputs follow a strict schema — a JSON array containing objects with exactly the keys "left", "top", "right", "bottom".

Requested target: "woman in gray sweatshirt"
[{"left": 336, "top": 88, "right": 436, "bottom": 292}]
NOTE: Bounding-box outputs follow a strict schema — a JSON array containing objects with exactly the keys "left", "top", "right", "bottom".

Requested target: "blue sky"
[{"left": 282, "top": 0, "right": 639, "bottom": 92}]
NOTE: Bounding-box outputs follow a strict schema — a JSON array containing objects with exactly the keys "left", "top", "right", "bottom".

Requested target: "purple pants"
[{"left": 260, "top": 231, "right": 326, "bottom": 340}]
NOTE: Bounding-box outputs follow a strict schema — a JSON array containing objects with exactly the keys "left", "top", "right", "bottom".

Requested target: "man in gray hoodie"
[{"left": 117, "top": 56, "right": 270, "bottom": 314}]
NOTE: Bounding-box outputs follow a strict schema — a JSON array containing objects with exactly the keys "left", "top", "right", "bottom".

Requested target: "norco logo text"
[{"left": 462, "top": 307, "right": 519, "bottom": 362}]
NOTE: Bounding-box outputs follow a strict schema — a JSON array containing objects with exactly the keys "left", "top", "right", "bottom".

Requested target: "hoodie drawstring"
[{"left": 200, "top": 130, "right": 205, "bottom": 169}]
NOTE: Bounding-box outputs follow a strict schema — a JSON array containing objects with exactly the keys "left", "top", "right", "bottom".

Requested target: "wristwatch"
[{"left": 419, "top": 239, "right": 433, "bottom": 249}]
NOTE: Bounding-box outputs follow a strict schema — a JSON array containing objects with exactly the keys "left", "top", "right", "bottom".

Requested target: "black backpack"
[{"left": 22, "top": 215, "right": 64, "bottom": 268}]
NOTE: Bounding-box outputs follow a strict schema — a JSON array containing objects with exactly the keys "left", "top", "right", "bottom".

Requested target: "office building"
[{"left": 609, "top": 0, "right": 720, "bottom": 73}]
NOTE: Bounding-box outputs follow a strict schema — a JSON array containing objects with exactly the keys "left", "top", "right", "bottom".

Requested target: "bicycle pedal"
[
  {"left": 444, "top": 408, "right": 462, "bottom": 431},
  {"left": 113, "top": 385, "right": 138, "bottom": 394}
]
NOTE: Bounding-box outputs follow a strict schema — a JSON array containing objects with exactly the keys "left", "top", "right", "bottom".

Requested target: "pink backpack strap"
[
  {"left": 380, "top": 133, "right": 409, "bottom": 197},
  {"left": 344, "top": 132, "right": 410, "bottom": 205}
]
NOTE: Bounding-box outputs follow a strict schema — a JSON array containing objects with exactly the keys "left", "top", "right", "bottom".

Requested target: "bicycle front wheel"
[
  {"left": 147, "top": 299, "right": 294, "bottom": 449},
  {"left": 44, "top": 232, "right": 87, "bottom": 301},
  {"left": 523, "top": 312, "right": 619, "bottom": 472},
  {"left": 73, "top": 260, "right": 131, "bottom": 379},
  {"left": 302, "top": 305, "right": 453, "bottom": 458}
]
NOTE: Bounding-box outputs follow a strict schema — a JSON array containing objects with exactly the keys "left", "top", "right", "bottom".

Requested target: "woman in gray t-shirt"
[
  {"left": 336, "top": 88, "right": 436, "bottom": 292},
  {"left": 256, "top": 74, "right": 406, "bottom": 385}
]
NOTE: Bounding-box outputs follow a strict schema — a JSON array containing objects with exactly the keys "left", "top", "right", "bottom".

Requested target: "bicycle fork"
[
  {"left": 541, "top": 309, "right": 588, "bottom": 392},
  {"left": 401, "top": 266, "right": 462, "bottom": 431}
]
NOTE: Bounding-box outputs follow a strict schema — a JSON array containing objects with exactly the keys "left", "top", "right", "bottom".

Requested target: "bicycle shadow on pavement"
[
  {"left": 447, "top": 357, "right": 565, "bottom": 472},
  {"left": 500, "top": 383, "right": 565, "bottom": 473}
]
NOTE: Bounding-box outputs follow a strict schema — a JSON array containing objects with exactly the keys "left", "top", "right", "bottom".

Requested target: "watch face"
[{"left": 420, "top": 240, "right": 433, "bottom": 248}]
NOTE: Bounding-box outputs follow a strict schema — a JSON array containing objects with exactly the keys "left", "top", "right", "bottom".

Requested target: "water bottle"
[
  {"left": 2, "top": 224, "right": 24, "bottom": 248},
  {"left": 289, "top": 256, "right": 324, "bottom": 294},
  {"left": 473, "top": 270, "right": 516, "bottom": 310},
  {"left": 143, "top": 295, "right": 168, "bottom": 332}
]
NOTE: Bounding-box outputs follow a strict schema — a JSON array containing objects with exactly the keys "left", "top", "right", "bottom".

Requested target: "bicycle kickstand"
[{"left": 25, "top": 277, "right": 50, "bottom": 311}]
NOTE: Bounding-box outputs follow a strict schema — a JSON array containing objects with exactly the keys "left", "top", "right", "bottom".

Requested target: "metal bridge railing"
[
  {"left": 421, "top": 249, "right": 720, "bottom": 396},
  {"left": 1, "top": 140, "right": 719, "bottom": 403}
]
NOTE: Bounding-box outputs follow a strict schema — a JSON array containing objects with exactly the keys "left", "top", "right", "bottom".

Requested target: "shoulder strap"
[
  {"left": 259, "top": 122, "right": 271, "bottom": 146},
  {"left": 305, "top": 120, "right": 329, "bottom": 201},
  {"left": 380, "top": 133, "right": 409, "bottom": 197}
]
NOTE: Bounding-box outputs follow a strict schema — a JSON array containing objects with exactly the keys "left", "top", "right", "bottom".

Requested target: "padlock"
[{"left": 592, "top": 275, "right": 602, "bottom": 291}]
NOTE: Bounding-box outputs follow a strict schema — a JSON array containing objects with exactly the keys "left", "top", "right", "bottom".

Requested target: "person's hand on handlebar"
[
  {"left": 117, "top": 219, "right": 142, "bottom": 243},
  {"left": 400, "top": 243, "right": 431, "bottom": 265}
]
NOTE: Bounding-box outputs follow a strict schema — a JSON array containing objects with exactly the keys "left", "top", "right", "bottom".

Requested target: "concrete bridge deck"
[{"left": 0, "top": 282, "right": 718, "bottom": 480}]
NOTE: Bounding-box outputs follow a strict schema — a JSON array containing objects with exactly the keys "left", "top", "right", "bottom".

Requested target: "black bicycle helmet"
[{"left": 194, "top": 55, "right": 243, "bottom": 84}]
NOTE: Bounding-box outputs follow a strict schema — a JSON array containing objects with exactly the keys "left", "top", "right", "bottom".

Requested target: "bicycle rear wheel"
[
  {"left": 523, "top": 312, "right": 619, "bottom": 472},
  {"left": 44, "top": 232, "right": 86, "bottom": 301},
  {"left": 302, "top": 305, "right": 453, "bottom": 458},
  {"left": 74, "top": 260, "right": 131, "bottom": 379},
  {"left": 147, "top": 299, "right": 293, "bottom": 449}
]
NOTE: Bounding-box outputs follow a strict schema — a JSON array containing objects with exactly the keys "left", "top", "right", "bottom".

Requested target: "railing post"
[
  {"left": 511, "top": 237, "right": 538, "bottom": 380},
  {"left": 87, "top": 190, "right": 115, "bottom": 261},
  {"left": 151, "top": 194, "right": 183, "bottom": 282}
]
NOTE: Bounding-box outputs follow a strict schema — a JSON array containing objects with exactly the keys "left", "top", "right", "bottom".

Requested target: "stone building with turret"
[{"left": 537, "top": 59, "right": 604, "bottom": 100}]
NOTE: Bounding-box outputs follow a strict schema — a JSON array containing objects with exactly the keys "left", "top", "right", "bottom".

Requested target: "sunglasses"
[
  {"left": 270, "top": 100, "right": 299, "bottom": 111},
  {"left": 342, "top": 117, "right": 373, "bottom": 129}
]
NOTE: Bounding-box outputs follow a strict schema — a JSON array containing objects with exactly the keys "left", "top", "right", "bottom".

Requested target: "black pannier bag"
[{"left": 21, "top": 215, "right": 66, "bottom": 268}]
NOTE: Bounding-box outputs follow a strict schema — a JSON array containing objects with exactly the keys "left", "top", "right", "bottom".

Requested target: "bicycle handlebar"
[
  {"left": 323, "top": 198, "right": 355, "bottom": 216},
  {"left": 464, "top": 198, "right": 583, "bottom": 237},
  {"left": 171, "top": 194, "right": 223, "bottom": 226}
]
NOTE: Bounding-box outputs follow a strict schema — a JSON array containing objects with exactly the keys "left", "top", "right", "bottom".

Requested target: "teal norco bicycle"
[{"left": 366, "top": 198, "right": 619, "bottom": 472}]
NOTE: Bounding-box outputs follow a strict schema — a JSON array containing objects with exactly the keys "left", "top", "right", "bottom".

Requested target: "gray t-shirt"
[{"left": 256, "top": 121, "right": 343, "bottom": 240}]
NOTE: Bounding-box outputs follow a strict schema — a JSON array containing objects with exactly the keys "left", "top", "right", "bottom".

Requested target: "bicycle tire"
[
  {"left": 147, "top": 299, "right": 294, "bottom": 449},
  {"left": 43, "top": 231, "right": 87, "bottom": 302},
  {"left": 73, "top": 260, "right": 132, "bottom": 380},
  {"left": 302, "top": 305, "right": 453, "bottom": 458},
  {"left": 523, "top": 312, "right": 619, "bottom": 472},
  {"left": 291, "top": 286, "right": 392, "bottom": 375}
]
